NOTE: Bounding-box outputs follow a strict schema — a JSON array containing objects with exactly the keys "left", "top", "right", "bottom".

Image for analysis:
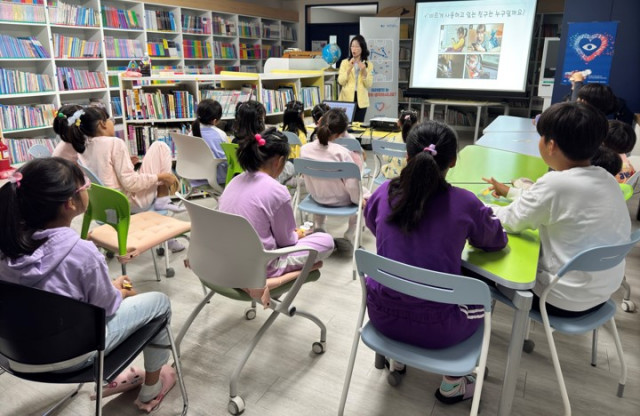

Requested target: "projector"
[{"left": 370, "top": 117, "right": 399, "bottom": 132}]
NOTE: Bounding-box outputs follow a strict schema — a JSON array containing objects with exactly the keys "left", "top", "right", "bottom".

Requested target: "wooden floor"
[{"left": 2, "top": 143, "right": 640, "bottom": 416}]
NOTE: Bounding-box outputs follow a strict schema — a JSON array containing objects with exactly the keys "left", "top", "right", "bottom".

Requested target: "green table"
[{"left": 447, "top": 145, "right": 548, "bottom": 184}]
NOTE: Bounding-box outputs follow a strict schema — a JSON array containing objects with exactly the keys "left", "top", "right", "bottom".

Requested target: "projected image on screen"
[{"left": 410, "top": 0, "right": 537, "bottom": 97}]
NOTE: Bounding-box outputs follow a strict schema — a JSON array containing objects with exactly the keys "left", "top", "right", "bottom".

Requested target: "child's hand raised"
[{"left": 482, "top": 177, "right": 510, "bottom": 198}]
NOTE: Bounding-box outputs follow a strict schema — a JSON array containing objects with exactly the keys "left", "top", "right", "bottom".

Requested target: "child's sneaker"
[
  {"left": 154, "top": 196, "right": 186, "bottom": 213},
  {"left": 167, "top": 239, "right": 185, "bottom": 253},
  {"left": 91, "top": 366, "right": 145, "bottom": 400},
  {"left": 134, "top": 365, "right": 177, "bottom": 413},
  {"left": 435, "top": 375, "right": 476, "bottom": 404}
]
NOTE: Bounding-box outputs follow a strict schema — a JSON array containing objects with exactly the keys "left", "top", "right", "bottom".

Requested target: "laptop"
[{"left": 323, "top": 100, "right": 357, "bottom": 125}]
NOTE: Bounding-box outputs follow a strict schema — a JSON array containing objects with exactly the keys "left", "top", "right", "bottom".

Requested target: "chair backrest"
[
  {"left": 171, "top": 132, "right": 224, "bottom": 194},
  {"left": 80, "top": 184, "right": 130, "bottom": 256},
  {"left": 78, "top": 163, "right": 104, "bottom": 186},
  {"left": 293, "top": 158, "right": 361, "bottom": 180},
  {"left": 27, "top": 144, "right": 52, "bottom": 159},
  {"left": 372, "top": 139, "right": 407, "bottom": 158},
  {"left": 558, "top": 229, "right": 640, "bottom": 277},
  {"left": 221, "top": 142, "right": 244, "bottom": 186},
  {"left": 0, "top": 280, "right": 104, "bottom": 370},
  {"left": 180, "top": 197, "right": 270, "bottom": 289},
  {"left": 334, "top": 137, "right": 363, "bottom": 154},
  {"left": 282, "top": 130, "right": 302, "bottom": 146},
  {"left": 355, "top": 249, "right": 492, "bottom": 311}
]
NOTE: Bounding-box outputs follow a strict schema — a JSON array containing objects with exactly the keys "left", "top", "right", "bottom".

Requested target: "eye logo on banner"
[{"left": 561, "top": 21, "right": 618, "bottom": 85}]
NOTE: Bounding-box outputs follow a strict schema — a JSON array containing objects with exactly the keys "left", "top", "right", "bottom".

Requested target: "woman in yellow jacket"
[{"left": 338, "top": 35, "right": 374, "bottom": 123}]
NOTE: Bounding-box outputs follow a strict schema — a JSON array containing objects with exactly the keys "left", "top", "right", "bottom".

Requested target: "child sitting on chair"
[
  {"left": 0, "top": 158, "right": 177, "bottom": 412},
  {"left": 364, "top": 120, "right": 507, "bottom": 404},
  {"left": 191, "top": 98, "right": 228, "bottom": 186},
  {"left": 218, "top": 128, "right": 334, "bottom": 278},
  {"left": 380, "top": 109, "right": 418, "bottom": 179},
  {"left": 487, "top": 102, "right": 631, "bottom": 316}
]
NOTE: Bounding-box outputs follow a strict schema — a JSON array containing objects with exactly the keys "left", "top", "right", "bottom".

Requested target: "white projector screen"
[{"left": 409, "top": 0, "right": 538, "bottom": 98}]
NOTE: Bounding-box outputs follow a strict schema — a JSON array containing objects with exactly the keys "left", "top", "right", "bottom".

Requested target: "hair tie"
[
  {"left": 255, "top": 133, "right": 266, "bottom": 146},
  {"left": 8, "top": 171, "right": 22, "bottom": 188},
  {"left": 403, "top": 114, "right": 411, "bottom": 121},
  {"left": 57, "top": 111, "right": 66, "bottom": 119},
  {"left": 423, "top": 144, "right": 437, "bottom": 156},
  {"left": 67, "top": 109, "right": 85, "bottom": 127}
]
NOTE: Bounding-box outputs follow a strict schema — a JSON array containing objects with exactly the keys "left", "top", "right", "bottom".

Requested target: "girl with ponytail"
[
  {"left": 380, "top": 109, "right": 418, "bottom": 179},
  {"left": 218, "top": 127, "right": 334, "bottom": 278},
  {"left": 363, "top": 120, "right": 507, "bottom": 405}
]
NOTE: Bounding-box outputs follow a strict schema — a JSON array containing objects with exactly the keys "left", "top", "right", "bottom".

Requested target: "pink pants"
[{"left": 130, "top": 141, "right": 173, "bottom": 212}]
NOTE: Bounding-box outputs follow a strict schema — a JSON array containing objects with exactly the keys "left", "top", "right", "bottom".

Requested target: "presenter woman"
[{"left": 338, "top": 35, "right": 374, "bottom": 123}]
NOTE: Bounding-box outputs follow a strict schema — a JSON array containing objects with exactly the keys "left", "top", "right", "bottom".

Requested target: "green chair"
[
  {"left": 221, "top": 142, "right": 244, "bottom": 186},
  {"left": 81, "top": 184, "right": 191, "bottom": 280}
]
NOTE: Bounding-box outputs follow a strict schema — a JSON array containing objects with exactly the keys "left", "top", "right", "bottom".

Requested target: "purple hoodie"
[{"left": 0, "top": 227, "right": 121, "bottom": 316}]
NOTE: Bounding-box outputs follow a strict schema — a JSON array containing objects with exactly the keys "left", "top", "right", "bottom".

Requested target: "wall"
[{"left": 551, "top": 0, "right": 640, "bottom": 112}]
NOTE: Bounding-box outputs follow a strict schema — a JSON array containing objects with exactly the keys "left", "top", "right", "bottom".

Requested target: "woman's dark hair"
[
  {"left": 604, "top": 120, "right": 636, "bottom": 154},
  {"left": 282, "top": 100, "right": 307, "bottom": 137},
  {"left": 232, "top": 100, "right": 266, "bottom": 142},
  {"left": 537, "top": 101, "right": 608, "bottom": 161},
  {"left": 399, "top": 109, "right": 418, "bottom": 142},
  {"left": 386, "top": 121, "right": 458, "bottom": 233},
  {"left": 193, "top": 99, "right": 222, "bottom": 138},
  {"left": 53, "top": 105, "right": 109, "bottom": 154},
  {"left": 317, "top": 108, "right": 348, "bottom": 146},
  {"left": 348, "top": 35, "right": 370, "bottom": 61},
  {"left": 591, "top": 146, "right": 622, "bottom": 176},
  {"left": 577, "top": 83, "right": 617, "bottom": 115},
  {"left": 311, "top": 103, "right": 330, "bottom": 123},
  {"left": 236, "top": 127, "right": 290, "bottom": 172},
  {"left": 0, "top": 157, "right": 85, "bottom": 259}
]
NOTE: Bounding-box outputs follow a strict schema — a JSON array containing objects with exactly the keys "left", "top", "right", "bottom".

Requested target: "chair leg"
[
  {"left": 41, "top": 383, "right": 84, "bottom": 416},
  {"left": 338, "top": 323, "right": 363, "bottom": 416},
  {"left": 294, "top": 309, "right": 327, "bottom": 352},
  {"left": 608, "top": 318, "right": 627, "bottom": 397},
  {"left": 542, "top": 319, "right": 571, "bottom": 416},
  {"left": 121, "top": 263, "right": 126, "bottom": 276},
  {"left": 149, "top": 247, "right": 161, "bottom": 282},
  {"left": 166, "top": 325, "right": 189, "bottom": 416},
  {"left": 620, "top": 276, "right": 636, "bottom": 312},
  {"left": 175, "top": 289, "right": 215, "bottom": 352},
  {"left": 591, "top": 329, "right": 598, "bottom": 367}
]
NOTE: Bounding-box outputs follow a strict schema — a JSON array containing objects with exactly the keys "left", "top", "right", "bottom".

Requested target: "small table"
[
  {"left": 476, "top": 132, "right": 541, "bottom": 158},
  {"left": 425, "top": 99, "right": 510, "bottom": 142},
  {"left": 446, "top": 145, "right": 548, "bottom": 184},
  {"left": 483, "top": 115, "right": 538, "bottom": 134}
]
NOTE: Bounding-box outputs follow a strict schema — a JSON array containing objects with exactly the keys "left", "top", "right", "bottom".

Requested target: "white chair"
[
  {"left": 370, "top": 139, "right": 407, "bottom": 190},
  {"left": 27, "top": 143, "right": 52, "bottom": 159},
  {"left": 175, "top": 197, "right": 326, "bottom": 415},
  {"left": 171, "top": 132, "right": 226, "bottom": 201},
  {"left": 293, "top": 158, "right": 363, "bottom": 279},
  {"left": 492, "top": 230, "right": 640, "bottom": 416},
  {"left": 339, "top": 249, "right": 492, "bottom": 416}
]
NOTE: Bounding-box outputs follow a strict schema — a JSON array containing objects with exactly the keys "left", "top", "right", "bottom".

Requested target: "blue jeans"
[{"left": 105, "top": 292, "right": 172, "bottom": 373}]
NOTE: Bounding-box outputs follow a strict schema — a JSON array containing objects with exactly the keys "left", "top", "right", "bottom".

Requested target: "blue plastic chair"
[
  {"left": 282, "top": 130, "right": 302, "bottom": 146},
  {"left": 334, "top": 136, "right": 371, "bottom": 181},
  {"left": 339, "top": 249, "right": 492, "bottom": 416},
  {"left": 370, "top": 139, "right": 407, "bottom": 190},
  {"left": 27, "top": 143, "right": 52, "bottom": 159},
  {"left": 492, "top": 230, "right": 640, "bottom": 416},
  {"left": 293, "top": 159, "right": 363, "bottom": 279}
]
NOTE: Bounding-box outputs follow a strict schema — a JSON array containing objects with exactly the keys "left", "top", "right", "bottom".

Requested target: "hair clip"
[
  {"left": 57, "top": 111, "right": 66, "bottom": 119},
  {"left": 67, "top": 109, "right": 85, "bottom": 127},
  {"left": 255, "top": 133, "right": 266, "bottom": 146},
  {"left": 8, "top": 171, "right": 23, "bottom": 188},
  {"left": 423, "top": 144, "right": 438, "bottom": 156},
  {"left": 403, "top": 114, "right": 411, "bottom": 121}
]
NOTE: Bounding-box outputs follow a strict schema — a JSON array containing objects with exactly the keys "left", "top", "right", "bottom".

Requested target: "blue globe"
[{"left": 322, "top": 43, "right": 342, "bottom": 65}]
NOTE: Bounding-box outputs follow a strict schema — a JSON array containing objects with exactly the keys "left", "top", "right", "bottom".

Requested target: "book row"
[
  {"left": 0, "top": 103, "right": 56, "bottom": 132},
  {"left": 0, "top": 67, "right": 53, "bottom": 95},
  {"left": 200, "top": 88, "right": 253, "bottom": 118},
  {"left": 182, "top": 14, "right": 212, "bottom": 35},
  {"left": 111, "top": 96, "right": 122, "bottom": 117},
  {"left": 104, "top": 37, "right": 144, "bottom": 59},
  {"left": 144, "top": 9, "right": 176, "bottom": 32},
  {"left": 101, "top": 5, "right": 142, "bottom": 30},
  {"left": 5, "top": 137, "right": 59, "bottom": 164},
  {"left": 0, "top": 35, "right": 48, "bottom": 59},
  {"left": 0, "top": 1, "right": 45, "bottom": 23},
  {"left": 56, "top": 67, "right": 106, "bottom": 91},
  {"left": 125, "top": 125, "right": 186, "bottom": 158},
  {"left": 300, "top": 86, "right": 321, "bottom": 109},
  {"left": 122, "top": 88, "right": 195, "bottom": 120},
  {"left": 212, "top": 15, "right": 236, "bottom": 37},
  {"left": 238, "top": 21, "right": 260, "bottom": 38},
  {"left": 147, "top": 39, "right": 179, "bottom": 58},
  {"left": 260, "top": 87, "right": 295, "bottom": 114},
  {"left": 183, "top": 40, "right": 213, "bottom": 59},
  {"left": 213, "top": 42, "right": 237, "bottom": 59},
  {"left": 48, "top": 1, "right": 99, "bottom": 27},
  {"left": 239, "top": 43, "right": 282, "bottom": 60},
  {"left": 53, "top": 34, "right": 101, "bottom": 58}
]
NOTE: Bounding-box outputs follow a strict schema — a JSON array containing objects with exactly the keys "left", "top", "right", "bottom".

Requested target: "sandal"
[
  {"left": 134, "top": 365, "right": 177, "bottom": 413},
  {"left": 434, "top": 375, "right": 476, "bottom": 405}
]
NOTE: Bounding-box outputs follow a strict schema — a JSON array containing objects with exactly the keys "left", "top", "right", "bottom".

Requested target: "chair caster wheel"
[
  {"left": 387, "top": 370, "right": 403, "bottom": 386},
  {"left": 523, "top": 339, "right": 535, "bottom": 354},
  {"left": 165, "top": 268, "right": 175, "bottom": 278},
  {"left": 244, "top": 308, "right": 256, "bottom": 320},
  {"left": 106, "top": 251, "right": 114, "bottom": 259},
  {"left": 228, "top": 396, "right": 245, "bottom": 415},
  {"left": 621, "top": 299, "right": 636, "bottom": 312},
  {"left": 374, "top": 353, "right": 386, "bottom": 369},
  {"left": 156, "top": 247, "right": 165, "bottom": 256},
  {"left": 312, "top": 341, "right": 326, "bottom": 354}
]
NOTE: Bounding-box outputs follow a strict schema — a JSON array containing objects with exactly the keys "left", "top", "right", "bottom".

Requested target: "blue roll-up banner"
[{"left": 561, "top": 21, "right": 618, "bottom": 85}]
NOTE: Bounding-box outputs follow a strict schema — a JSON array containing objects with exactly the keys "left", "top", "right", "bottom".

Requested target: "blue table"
[
  {"left": 483, "top": 115, "right": 538, "bottom": 134},
  {"left": 476, "top": 131, "right": 541, "bottom": 158}
]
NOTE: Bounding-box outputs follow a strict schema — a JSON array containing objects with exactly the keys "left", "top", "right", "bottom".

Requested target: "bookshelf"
[{"left": 0, "top": 0, "right": 299, "bottom": 165}]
